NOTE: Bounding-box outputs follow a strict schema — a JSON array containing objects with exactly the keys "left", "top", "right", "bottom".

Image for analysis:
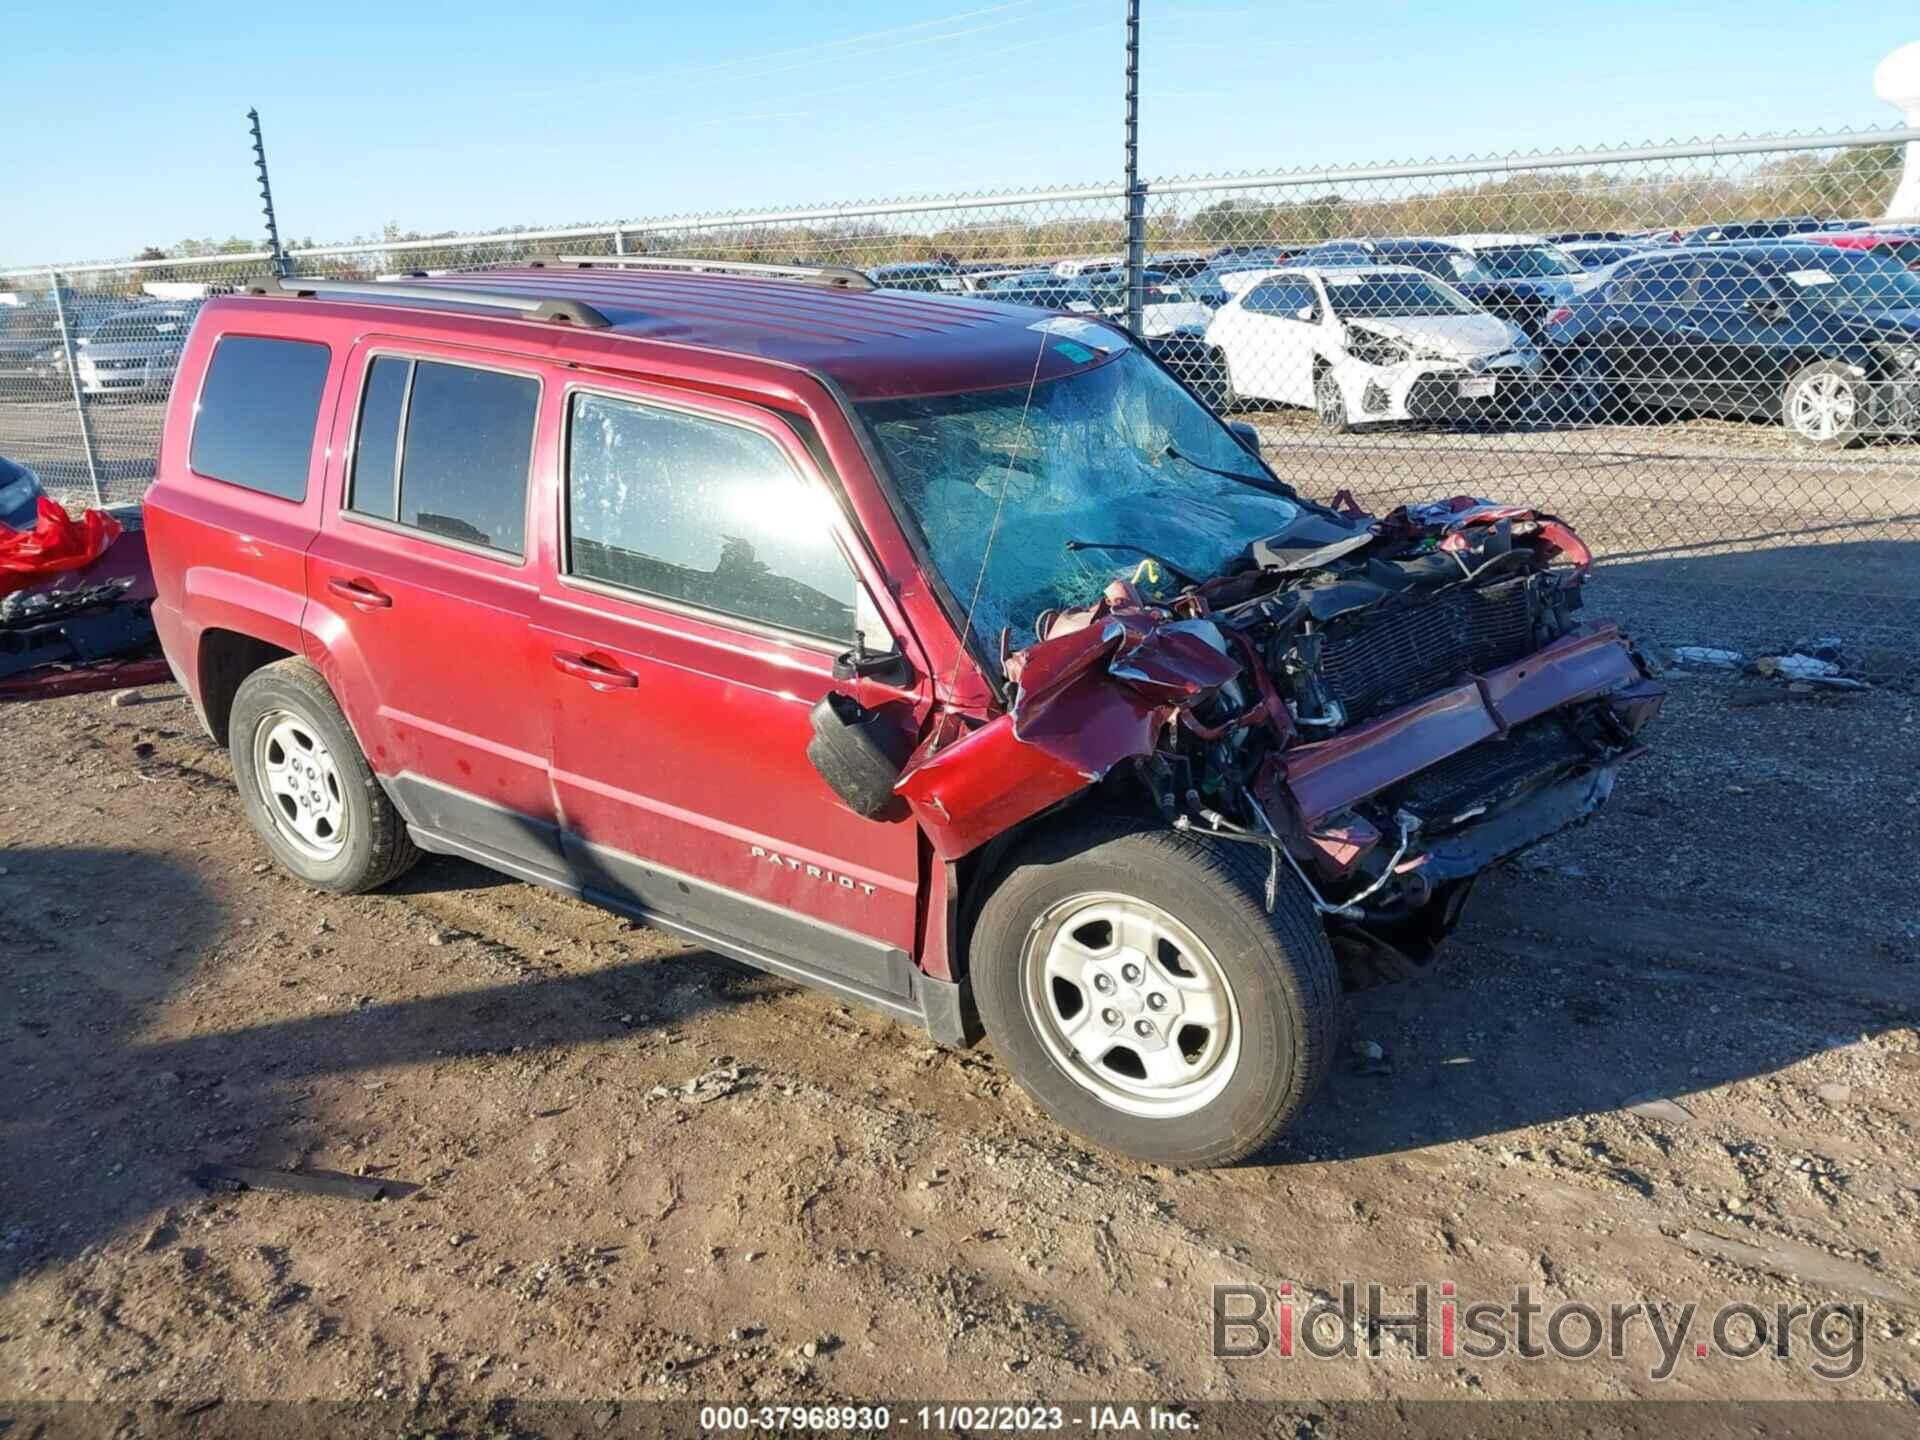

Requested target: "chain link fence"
[{"left": 4, "top": 127, "right": 1917, "bottom": 674}]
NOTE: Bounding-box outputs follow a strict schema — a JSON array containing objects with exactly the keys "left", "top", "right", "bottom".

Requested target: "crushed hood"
[
  {"left": 1348, "top": 313, "right": 1520, "bottom": 358},
  {"left": 892, "top": 493, "right": 1613, "bottom": 861}
]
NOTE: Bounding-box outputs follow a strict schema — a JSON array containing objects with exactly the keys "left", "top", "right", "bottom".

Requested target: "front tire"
[
  {"left": 971, "top": 816, "right": 1340, "bottom": 1167},
  {"left": 1782, "top": 359, "right": 1869, "bottom": 450},
  {"left": 1313, "top": 367, "right": 1353, "bottom": 433},
  {"left": 229, "top": 659, "right": 419, "bottom": 893}
]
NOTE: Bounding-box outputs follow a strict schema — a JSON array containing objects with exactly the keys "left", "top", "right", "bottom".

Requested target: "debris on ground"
[
  {"left": 1671, "top": 646, "right": 1745, "bottom": 670},
  {"left": 189, "top": 1162, "right": 422, "bottom": 1202},
  {"left": 649, "top": 1063, "right": 755, "bottom": 1104},
  {"left": 1755, "top": 653, "right": 1840, "bottom": 680}
]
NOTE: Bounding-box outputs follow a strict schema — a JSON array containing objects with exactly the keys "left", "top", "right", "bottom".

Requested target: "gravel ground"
[{"left": 2, "top": 659, "right": 1916, "bottom": 1410}]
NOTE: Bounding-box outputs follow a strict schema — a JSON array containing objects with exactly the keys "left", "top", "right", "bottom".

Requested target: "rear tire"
[
  {"left": 229, "top": 659, "right": 419, "bottom": 894},
  {"left": 971, "top": 814, "right": 1340, "bottom": 1168},
  {"left": 1556, "top": 344, "right": 1619, "bottom": 424}
]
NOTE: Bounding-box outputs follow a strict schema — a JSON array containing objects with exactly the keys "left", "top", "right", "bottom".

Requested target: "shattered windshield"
[{"left": 858, "top": 347, "right": 1300, "bottom": 661}]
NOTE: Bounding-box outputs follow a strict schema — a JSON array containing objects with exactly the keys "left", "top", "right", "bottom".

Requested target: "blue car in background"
[
  {"left": 1540, "top": 243, "right": 1920, "bottom": 447},
  {"left": 1285, "top": 234, "right": 1583, "bottom": 340}
]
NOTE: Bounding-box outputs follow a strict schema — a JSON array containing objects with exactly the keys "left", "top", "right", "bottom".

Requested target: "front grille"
[{"left": 1318, "top": 574, "right": 1536, "bottom": 722}]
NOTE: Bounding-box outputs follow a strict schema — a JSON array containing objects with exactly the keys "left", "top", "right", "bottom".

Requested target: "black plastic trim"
[{"left": 385, "top": 772, "right": 930, "bottom": 1025}]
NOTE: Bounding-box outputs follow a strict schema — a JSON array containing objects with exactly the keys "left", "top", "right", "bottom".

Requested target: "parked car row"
[
  {"left": 0, "top": 291, "right": 200, "bottom": 403},
  {"left": 1541, "top": 241, "right": 1920, "bottom": 449},
  {"left": 855, "top": 219, "right": 1920, "bottom": 448}
]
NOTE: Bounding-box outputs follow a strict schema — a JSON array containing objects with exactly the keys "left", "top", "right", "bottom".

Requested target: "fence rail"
[{"left": 4, "top": 126, "right": 1917, "bottom": 676}]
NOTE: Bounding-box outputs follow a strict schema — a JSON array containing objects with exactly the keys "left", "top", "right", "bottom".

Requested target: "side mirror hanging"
[
  {"left": 806, "top": 692, "right": 910, "bottom": 820},
  {"left": 833, "top": 629, "right": 913, "bottom": 687}
]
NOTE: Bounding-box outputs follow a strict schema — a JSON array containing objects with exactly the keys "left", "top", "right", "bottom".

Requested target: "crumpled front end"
[
  {"left": 894, "top": 492, "right": 1663, "bottom": 956},
  {"left": 1331, "top": 347, "right": 1545, "bottom": 426}
]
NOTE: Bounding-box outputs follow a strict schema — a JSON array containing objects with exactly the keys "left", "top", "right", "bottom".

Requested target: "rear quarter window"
[
  {"left": 189, "top": 337, "right": 332, "bottom": 503},
  {"left": 189, "top": 336, "right": 331, "bottom": 501}
]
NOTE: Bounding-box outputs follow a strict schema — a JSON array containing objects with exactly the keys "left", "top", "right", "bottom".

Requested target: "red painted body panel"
[
  {"left": 147, "top": 303, "right": 352, "bottom": 713},
  {"left": 301, "top": 334, "right": 557, "bottom": 826},
  {"left": 895, "top": 711, "right": 1100, "bottom": 863},
  {"left": 528, "top": 372, "right": 930, "bottom": 953}
]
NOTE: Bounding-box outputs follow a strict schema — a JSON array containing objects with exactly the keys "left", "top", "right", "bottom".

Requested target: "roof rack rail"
[
  {"left": 550, "top": 255, "right": 875, "bottom": 291},
  {"left": 239, "top": 275, "right": 612, "bottom": 328}
]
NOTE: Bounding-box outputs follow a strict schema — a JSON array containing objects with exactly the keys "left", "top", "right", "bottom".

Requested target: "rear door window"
[
  {"left": 189, "top": 336, "right": 331, "bottom": 501},
  {"left": 1694, "top": 259, "right": 1777, "bottom": 308},
  {"left": 564, "top": 392, "right": 857, "bottom": 644},
  {"left": 346, "top": 357, "right": 539, "bottom": 556}
]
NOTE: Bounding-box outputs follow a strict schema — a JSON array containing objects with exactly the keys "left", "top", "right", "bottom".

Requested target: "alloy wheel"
[
  {"left": 252, "top": 711, "right": 348, "bottom": 861},
  {"left": 1020, "top": 892, "right": 1241, "bottom": 1118},
  {"left": 1315, "top": 371, "right": 1346, "bottom": 428},
  {"left": 1789, "top": 371, "right": 1857, "bottom": 443}
]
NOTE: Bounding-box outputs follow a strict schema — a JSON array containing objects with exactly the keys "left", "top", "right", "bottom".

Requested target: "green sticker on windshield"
[{"left": 1054, "top": 340, "right": 1096, "bottom": 364}]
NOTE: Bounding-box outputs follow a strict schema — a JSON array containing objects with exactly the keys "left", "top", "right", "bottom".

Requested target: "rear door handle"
[
  {"left": 327, "top": 576, "right": 393, "bottom": 608},
  {"left": 552, "top": 651, "right": 639, "bottom": 689}
]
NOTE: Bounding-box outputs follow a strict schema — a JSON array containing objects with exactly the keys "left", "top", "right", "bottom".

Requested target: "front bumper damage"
[
  {"left": 1334, "top": 349, "right": 1544, "bottom": 425},
  {"left": 892, "top": 492, "right": 1664, "bottom": 963}
]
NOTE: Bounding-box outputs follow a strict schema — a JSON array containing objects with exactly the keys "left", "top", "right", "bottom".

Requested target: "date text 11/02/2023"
[{"left": 697, "top": 1404, "right": 1202, "bottom": 1432}]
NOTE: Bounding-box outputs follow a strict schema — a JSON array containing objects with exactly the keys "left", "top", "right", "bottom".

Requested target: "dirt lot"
[{"left": 2, "top": 650, "right": 1917, "bottom": 1411}]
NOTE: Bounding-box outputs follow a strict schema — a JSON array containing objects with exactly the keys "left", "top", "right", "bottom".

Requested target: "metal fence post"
[
  {"left": 612, "top": 225, "right": 627, "bottom": 256},
  {"left": 48, "top": 269, "right": 104, "bottom": 508},
  {"left": 1123, "top": 0, "right": 1146, "bottom": 337}
]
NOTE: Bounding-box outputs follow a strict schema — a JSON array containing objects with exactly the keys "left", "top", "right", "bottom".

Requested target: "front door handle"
[
  {"left": 327, "top": 576, "right": 393, "bottom": 608},
  {"left": 552, "top": 651, "right": 639, "bottom": 689}
]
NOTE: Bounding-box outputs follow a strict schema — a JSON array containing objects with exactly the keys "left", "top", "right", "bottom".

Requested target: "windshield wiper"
[
  {"left": 1063, "top": 539, "right": 1202, "bottom": 587},
  {"left": 1163, "top": 443, "right": 1286, "bottom": 492}
]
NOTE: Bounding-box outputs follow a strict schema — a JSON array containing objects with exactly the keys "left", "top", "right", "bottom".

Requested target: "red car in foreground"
[{"left": 142, "top": 261, "right": 1663, "bottom": 1165}]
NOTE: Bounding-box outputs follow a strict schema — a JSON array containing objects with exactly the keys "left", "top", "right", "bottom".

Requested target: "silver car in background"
[{"left": 73, "top": 304, "right": 199, "bottom": 400}]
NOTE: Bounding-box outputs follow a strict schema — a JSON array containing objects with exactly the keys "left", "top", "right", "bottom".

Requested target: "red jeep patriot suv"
[{"left": 145, "top": 259, "right": 1662, "bottom": 1166}]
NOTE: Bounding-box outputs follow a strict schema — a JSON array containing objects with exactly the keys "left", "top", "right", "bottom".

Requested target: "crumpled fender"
[{"left": 895, "top": 592, "right": 1240, "bottom": 860}]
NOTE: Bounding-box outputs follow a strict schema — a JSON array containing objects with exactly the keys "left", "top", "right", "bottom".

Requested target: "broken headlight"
[
  {"left": 1344, "top": 327, "right": 1411, "bottom": 368},
  {"left": 1872, "top": 341, "right": 1920, "bottom": 376}
]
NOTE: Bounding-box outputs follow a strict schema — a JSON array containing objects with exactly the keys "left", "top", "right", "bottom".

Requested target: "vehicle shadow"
[{"left": 0, "top": 843, "right": 745, "bottom": 1284}]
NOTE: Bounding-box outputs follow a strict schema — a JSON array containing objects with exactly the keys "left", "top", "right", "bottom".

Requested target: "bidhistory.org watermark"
[{"left": 1212, "top": 1282, "right": 1866, "bottom": 1381}]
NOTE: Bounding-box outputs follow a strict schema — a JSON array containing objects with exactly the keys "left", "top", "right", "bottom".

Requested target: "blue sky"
[{"left": 5, "top": 1, "right": 1912, "bottom": 267}]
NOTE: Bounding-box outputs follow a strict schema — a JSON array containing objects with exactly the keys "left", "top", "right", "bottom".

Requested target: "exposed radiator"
[{"left": 1318, "top": 574, "right": 1537, "bottom": 723}]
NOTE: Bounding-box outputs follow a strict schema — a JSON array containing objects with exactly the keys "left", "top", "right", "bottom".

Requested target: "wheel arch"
[{"left": 196, "top": 629, "right": 297, "bottom": 746}]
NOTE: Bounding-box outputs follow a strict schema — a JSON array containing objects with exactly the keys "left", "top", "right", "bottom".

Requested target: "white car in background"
[{"left": 1205, "top": 265, "right": 1544, "bottom": 431}]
